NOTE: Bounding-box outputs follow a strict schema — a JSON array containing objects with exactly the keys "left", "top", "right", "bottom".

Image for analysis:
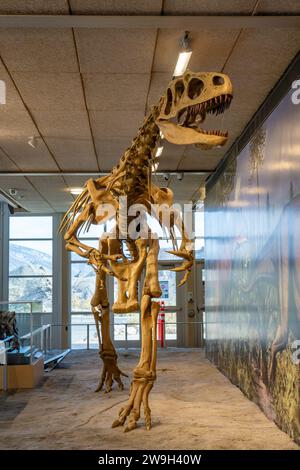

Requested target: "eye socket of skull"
[
  {"left": 188, "top": 78, "right": 204, "bottom": 100},
  {"left": 164, "top": 88, "right": 173, "bottom": 115},
  {"left": 213, "top": 75, "right": 225, "bottom": 86},
  {"left": 175, "top": 80, "right": 185, "bottom": 103}
]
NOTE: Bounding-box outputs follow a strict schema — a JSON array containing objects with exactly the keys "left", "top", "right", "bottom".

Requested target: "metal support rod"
[
  {"left": 0, "top": 15, "right": 299, "bottom": 29},
  {"left": 49, "top": 325, "right": 52, "bottom": 353},
  {"left": 87, "top": 324, "right": 90, "bottom": 350},
  {"left": 41, "top": 328, "right": 44, "bottom": 353},
  {"left": 30, "top": 303, "right": 33, "bottom": 365},
  {"left": 0, "top": 171, "right": 211, "bottom": 177},
  {"left": 0, "top": 341, "right": 7, "bottom": 392}
]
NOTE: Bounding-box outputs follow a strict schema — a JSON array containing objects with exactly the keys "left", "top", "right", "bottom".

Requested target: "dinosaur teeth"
[{"left": 177, "top": 94, "right": 232, "bottom": 127}]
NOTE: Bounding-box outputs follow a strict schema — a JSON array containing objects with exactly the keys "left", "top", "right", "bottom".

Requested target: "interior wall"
[{"left": 205, "top": 62, "right": 300, "bottom": 443}]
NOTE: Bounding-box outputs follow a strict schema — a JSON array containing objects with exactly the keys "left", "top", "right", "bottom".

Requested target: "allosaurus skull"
[{"left": 156, "top": 70, "right": 233, "bottom": 149}]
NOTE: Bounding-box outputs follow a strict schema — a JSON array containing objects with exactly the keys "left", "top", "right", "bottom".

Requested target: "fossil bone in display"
[{"left": 60, "top": 70, "right": 233, "bottom": 432}]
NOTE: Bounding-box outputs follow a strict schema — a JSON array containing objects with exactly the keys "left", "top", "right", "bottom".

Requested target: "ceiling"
[{"left": 0, "top": 1, "right": 300, "bottom": 212}]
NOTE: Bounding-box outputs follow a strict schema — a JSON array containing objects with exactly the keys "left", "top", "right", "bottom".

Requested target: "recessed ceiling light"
[{"left": 69, "top": 187, "right": 83, "bottom": 195}]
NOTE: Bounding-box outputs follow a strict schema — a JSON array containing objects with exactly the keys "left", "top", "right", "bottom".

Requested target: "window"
[
  {"left": 158, "top": 270, "right": 177, "bottom": 340},
  {"left": 113, "top": 278, "right": 140, "bottom": 341},
  {"left": 194, "top": 206, "right": 204, "bottom": 259},
  {"left": 9, "top": 216, "right": 53, "bottom": 313},
  {"left": 70, "top": 226, "right": 104, "bottom": 348},
  {"left": 71, "top": 314, "right": 98, "bottom": 350}
]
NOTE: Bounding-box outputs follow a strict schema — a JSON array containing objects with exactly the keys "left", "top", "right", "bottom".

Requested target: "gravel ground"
[{"left": 0, "top": 349, "right": 299, "bottom": 450}]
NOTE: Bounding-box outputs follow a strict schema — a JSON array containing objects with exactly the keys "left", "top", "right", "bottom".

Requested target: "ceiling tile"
[
  {"left": 0, "top": 1, "right": 69, "bottom": 14},
  {"left": 64, "top": 175, "right": 95, "bottom": 188},
  {"left": 0, "top": 107, "right": 59, "bottom": 171},
  {"left": 0, "top": 174, "right": 53, "bottom": 213},
  {"left": 20, "top": 202, "right": 54, "bottom": 213},
  {"left": 45, "top": 137, "right": 98, "bottom": 171},
  {"left": 95, "top": 138, "right": 129, "bottom": 169},
  {"left": 179, "top": 152, "right": 222, "bottom": 171},
  {"left": 75, "top": 29, "right": 157, "bottom": 73},
  {"left": 0, "top": 148, "right": 19, "bottom": 171},
  {"left": 147, "top": 72, "right": 171, "bottom": 109},
  {"left": 163, "top": 0, "right": 256, "bottom": 14},
  {"left": 257, "top": 1, "right": 300, "bottom": 14},
  {"left": 155, "top": 155, "right": 178, "bottom": 171},
  {"left": 153, "top": 29, "right": 238, "bottom": 73},
  {"left": 32, "top": 109, "right": 92, "bottom": 139},
  {"left": 0, "top": 136, "right": 59, "bottom": 171},
  {"left": 83, "top": 73, "right": 149, "bottom": 111},
  {"left": 222, "top": 28, "right": 300, "bottom": 137},
  {"left": 0, "top": 107, "right": 38, "bottom": 138},
  {"left": 224, "top": 28, "right": 300, "bottom": 81},
  {"left": 90, "top": 109, "right": 144, "bottom": 140},
  {"left": 0, "top": 62, "right": 25, "bottom": 110},
  {"left": 0, "top": 29, "right": 77, "bottom": 72},
  {"left": 28, "top": 175, "right": 74, "bottom": 203},
  {"left": 158, "top": 141, "right": 185, "bottom": 170},
  {"left": 12, "top": 72, "right": 85, "bottom": 111},
  {"left": 70, "top": 0, "right": 163, "bottom": 14}
]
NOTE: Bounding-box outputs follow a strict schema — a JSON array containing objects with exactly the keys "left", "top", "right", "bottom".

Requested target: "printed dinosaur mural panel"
[{"left": 205, "top": 87, "right": 300, "bottom": 444}]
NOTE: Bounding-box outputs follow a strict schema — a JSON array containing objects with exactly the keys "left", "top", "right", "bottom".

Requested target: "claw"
[
  {"left": 104, "top": 253, "right": 125, "bottom": 261},
  {"left": 124, "top": 421, "right": 137, "bottom": 433},
  {"left": 166, "top": 249, "right": 192, "bottom": 261},
  {"left": 177, "top": 270, "right": 191, "bottom": 287},
  {"left": 170, "top": 261, "right": 193, "bottom": 272},
  {"left": 112, "top": 419, "right": 122, "bottom": 428},
  {"left": 97, "top": 356, "right": 127, "bottom": 393}
]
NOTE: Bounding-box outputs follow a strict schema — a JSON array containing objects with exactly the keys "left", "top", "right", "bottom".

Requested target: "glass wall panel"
[{"left": 9, "top": 216, "right": 53, "bottom": 316}]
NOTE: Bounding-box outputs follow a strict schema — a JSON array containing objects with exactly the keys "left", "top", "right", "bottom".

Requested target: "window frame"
[{"left": 8, "top": 214, "right": 54, "bottom": 315}]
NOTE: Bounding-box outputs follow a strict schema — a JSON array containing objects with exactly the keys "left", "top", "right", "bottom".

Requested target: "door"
[
  {"left": 109, "top": 277, "right": 141, "bottom": 348},
  {"left": 109, "top": 265, "right": 182, "bottom": 348},
  {"left": 157, "top": 266, "right": 181, "bottom": 347}
]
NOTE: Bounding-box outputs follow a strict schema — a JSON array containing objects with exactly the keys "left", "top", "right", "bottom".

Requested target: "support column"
[
  {"left": 0, "top": 203, "right": 9, "bottom": 304},
  {"left": 52, "top": 213, "right": 70, "bottom": 349}
]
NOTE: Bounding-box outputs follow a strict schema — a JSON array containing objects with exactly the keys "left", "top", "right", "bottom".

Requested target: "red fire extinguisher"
[{"left": 158, "top": 301, "right": 165, "bottom": 348}]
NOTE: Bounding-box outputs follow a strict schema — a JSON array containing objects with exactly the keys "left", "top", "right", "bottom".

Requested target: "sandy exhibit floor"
[{"left": 0, "top": 349, "right": 299, "bottom": 450}]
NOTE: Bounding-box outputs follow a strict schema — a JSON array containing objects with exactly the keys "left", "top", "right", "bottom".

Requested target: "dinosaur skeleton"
[
  {"left": 0, "top": 311, "right": 20, "bottom": 351},
  {"left": 60, "top": 70, "right": 233, "bottom": 432}
]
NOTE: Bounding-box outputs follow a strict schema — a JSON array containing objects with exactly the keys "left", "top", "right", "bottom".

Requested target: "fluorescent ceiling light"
[
  {"left": 69, "top": 187, "right": 83, "bottom": 195},
  {"left": 156, "top": 146, "right": 163, "bottom": 157},
  {"left": 0, "top": 79, "right": 6, "bottom": 104},
  {"left": 173, "top": 50, "right": 192, "bottom": 77}
]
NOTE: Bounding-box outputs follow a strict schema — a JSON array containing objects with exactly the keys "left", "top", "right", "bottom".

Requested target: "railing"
[
  {"left": 20, "top": 324, "right": 52, "bottom": 360},
  {"left": 58, "top": 321, "right": 206, "bottom": 350},
  {"left": 0, "top": 301, "right": 51, "bottom": 364}
]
